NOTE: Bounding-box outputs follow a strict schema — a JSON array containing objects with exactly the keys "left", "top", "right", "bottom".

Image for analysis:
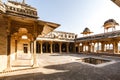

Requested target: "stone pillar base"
[
  {"left": 3, "top": 67, "right": 12, "bottom": 72},
  {"left": 32, "top": 63, "right": 39, "bottom": 67},
  {"left": 40, "top": 52, "right": 43, "bottom": 54}
]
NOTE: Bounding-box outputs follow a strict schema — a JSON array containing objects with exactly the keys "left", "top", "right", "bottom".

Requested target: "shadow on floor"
[{"left": 0, "top": 61, "right": 120, "bottom": 80}]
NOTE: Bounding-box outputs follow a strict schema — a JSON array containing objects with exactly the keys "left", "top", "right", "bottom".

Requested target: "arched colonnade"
[
  {"left": 75, "top": 41, "right": 120, "bottom": 54},
  {"left": 36, "top": 41, "right": 76, "bottom": 54}
]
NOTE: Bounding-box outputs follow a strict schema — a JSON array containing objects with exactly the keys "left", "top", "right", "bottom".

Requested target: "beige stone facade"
[
  {"left": 0, "top": 0, "right": 120, "bottom": 72},
  {"left": 36, "top": 31, "right": 77, "bottom": 54},
  {"left": 75, "top": 30, "right": 120, "bottom": 54},
  {"left": 0, "top": 0, "right": 60, "bottom": 72}
]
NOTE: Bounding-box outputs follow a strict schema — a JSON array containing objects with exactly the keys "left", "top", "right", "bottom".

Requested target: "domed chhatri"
[
  {"left": 103, "top": 19, "right": 119, "bottom": 32},
  {"left": 81, "top": 27, "right": 93, "bottom": 36}
]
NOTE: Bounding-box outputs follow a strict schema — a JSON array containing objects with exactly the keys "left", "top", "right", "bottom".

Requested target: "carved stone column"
[
  {"left": 97, "top": 42, "right": 99, "bottom": 53},
  {"left": 93, "top": 43, "right": 95, "bottom": 52},
  {"left": 4, "top": 20, "right": 11, "bottom": 71},
  {"left": 31, "top": 41, "right": 34, "bottom": 59},
  {"left": 101, "top": 42, "right": 105, "bottom": 52},
  {"left": 32, "top": 21, "right": 38, "bottom": 67},
  {"left": 15, "top": 40, "right": 17, "bottom": 60},
  {"left": 88, "top": 43, "right": 91, "bottom": 53},
  {"left": 84, "top": 45, "right": 87, "bottom": 52},
  {"left": 40, "top": 41, "right": 43, "bottom": 54},
  {"left": 113, "top": 42, "right": 116, "bottom": 54},
  {"left": 80, "top": 43, "right": 83, "bottom": 52},
  {"left": 113, "top": 41, "right": 119, "bottom": 54},
  {"left": 5, "top": 34, "right": 11, "bottom": 71},
  {"left": 50, "top": 41, "right": 53, "bottom": 54},
  {"left": 59, "top": 42, "right": 62, "bottom": 53},
  {"left": 32, "top": 39, "right": 38, "bottom": 67},
  {"left": 66, "top": 43, "right": 69, "bottom": 53}
]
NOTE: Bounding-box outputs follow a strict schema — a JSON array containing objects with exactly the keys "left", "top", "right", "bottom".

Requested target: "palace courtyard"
[{"left": 0, "top": 53, "right": 120, "bottom": 80}]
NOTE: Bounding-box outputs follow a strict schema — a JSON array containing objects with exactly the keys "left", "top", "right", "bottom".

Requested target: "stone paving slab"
[{"left": 0, "top": 53, "right": 120, "bottom": 80}]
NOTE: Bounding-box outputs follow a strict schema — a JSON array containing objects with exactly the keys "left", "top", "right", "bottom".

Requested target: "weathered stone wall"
[
  {"left": 0, "top": 15, "right": 7, "bottom": 55},
  {"left": 0, "top": 55, "right": 7, "bottom": 72},
  {"left": 0, "top": 16, "right": 7, "bottom": 55},
  {"left": 0, "top": 15, "right": 7, "bottom": 72},
  {"left": 11, "top": 39, "right": 31, "bottom": 60},
  {"left": 17, "top": 39, "right": 31, "bottom": 54}
]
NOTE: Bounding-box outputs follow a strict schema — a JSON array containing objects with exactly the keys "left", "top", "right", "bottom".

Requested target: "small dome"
[
  {"left": 104, "top": 19, "right": 116, "bottom": 24},
  {"left": 83, "top": 27, "right": 90, "bottom": 32},
  {"left": 103, "top": 19, "right": 119, "bottom": 28},
  {"left": 81, "top": 27, "right": 93, "bottom": 35}
]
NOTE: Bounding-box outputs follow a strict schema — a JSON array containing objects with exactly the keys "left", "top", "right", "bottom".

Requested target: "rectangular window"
[{"left": 23, "top": 44, "right": 28, "bottom": 53}]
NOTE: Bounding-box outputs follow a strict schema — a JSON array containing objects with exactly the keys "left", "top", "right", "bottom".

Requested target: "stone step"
[{"left": 12, "top": 60, "right": 33, "bottom": 67}]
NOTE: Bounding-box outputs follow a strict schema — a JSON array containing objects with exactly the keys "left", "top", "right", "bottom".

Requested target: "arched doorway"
[
  {"left": 43, "top": 42, "right": 50, "bottom": 53},
  {"left": 10, "top": 27, "right": 36, "bottom": 68},
  {"left": 69, "top": 43, "right": 74, "bottom": 53},
  {"left": 61, "top": 43, "right": 67, "bottom": 52},
  {"left": 11, "top": 28, "right": 33, "bottom": 60},
  {"left": 36, "top": 42, "right": 40, "bottom": 53},
  {"left": 53, "top": 43, "right": 59, "bottom": 53}
]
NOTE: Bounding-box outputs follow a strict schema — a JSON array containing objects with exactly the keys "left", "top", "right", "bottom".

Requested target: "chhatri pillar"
[{"left": 103, "top": 19, "right": 119, "bottom": 33}]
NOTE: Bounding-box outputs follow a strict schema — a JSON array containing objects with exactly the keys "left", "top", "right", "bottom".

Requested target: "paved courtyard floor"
[{"left": 0, "top": 53, "right": 120, "bottom": 80}]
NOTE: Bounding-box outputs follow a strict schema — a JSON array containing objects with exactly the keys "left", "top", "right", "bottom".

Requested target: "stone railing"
[
  {"left": 0, "top": 2, "right": 6, "bottom": 13},
  {"left": 6, "top": 5, "right": 38, "bottom": 18}
]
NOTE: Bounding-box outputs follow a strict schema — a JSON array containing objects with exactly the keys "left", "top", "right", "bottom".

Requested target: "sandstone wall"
[
  {"left": 0, "top": 15, "right": 7, "bottom": 72},
  {"left": 0, "top": 15, "right": 7, "bottom": 55}
]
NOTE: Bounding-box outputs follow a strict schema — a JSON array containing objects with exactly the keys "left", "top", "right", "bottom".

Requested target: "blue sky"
[{"left": 3, "top": 0, "right": 120, "bottom": 37}]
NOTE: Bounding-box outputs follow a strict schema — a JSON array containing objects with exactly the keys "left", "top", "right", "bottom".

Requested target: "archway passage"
[
  {"left": 36, "top": 42, "right": 40, "bottom": 53},
  {"left": 11, "top": 28, "right": 34, "bottom": 67},
  {"left": 61, "top": 43, "right": 67, "bottom": 52},
  {"left": 53, "top": 43, "right": 59, "bottom": 53},
  {"left": 42, "top": 42, "right": 50, "bottom": 53},
  {"left": 35, "top": 41, "right": 76, "bottom": 54},
  {"left": 1, "top": 13, "right": 60, "bottom": 71},
  {"left": 69, "top": 43, "right": 74, "bottom": 53}
]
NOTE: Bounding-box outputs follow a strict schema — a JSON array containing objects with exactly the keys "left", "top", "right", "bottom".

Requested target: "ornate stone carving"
[{"left": 0, "top": 0, "right": 6, "bottom": 13}]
